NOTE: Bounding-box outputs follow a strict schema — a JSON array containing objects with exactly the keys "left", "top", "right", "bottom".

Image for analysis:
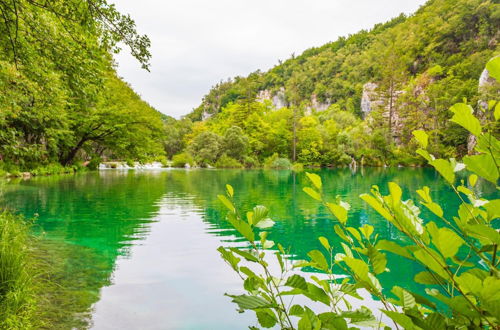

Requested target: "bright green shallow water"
[{"left": 1, "top": 168, "right": 496, "bottom": 329}]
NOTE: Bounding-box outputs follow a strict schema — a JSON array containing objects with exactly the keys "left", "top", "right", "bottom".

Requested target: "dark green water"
[{"left": 1, "top": 168, "right": 496, "bottom": 329}]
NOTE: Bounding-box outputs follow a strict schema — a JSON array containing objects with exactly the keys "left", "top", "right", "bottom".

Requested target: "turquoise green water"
[{"left": 1, "top": 168, "right": 496, "bottom": 329}]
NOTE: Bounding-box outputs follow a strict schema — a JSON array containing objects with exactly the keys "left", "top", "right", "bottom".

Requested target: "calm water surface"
[{"left": 1, "top": 168, "right": 496, "bottom": 329}]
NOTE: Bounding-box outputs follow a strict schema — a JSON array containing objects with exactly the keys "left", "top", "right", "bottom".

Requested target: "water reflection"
[{"left": 0, "top": 168, "right": 496, "bottom": 328}]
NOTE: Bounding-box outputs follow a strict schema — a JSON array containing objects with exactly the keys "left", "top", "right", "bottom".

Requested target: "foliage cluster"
[
  {"left": 216, "top": 60, "right": 500, "bottom": 329},
  {"left": 0, "top": 0, "right": 165, "bottom": 172}
]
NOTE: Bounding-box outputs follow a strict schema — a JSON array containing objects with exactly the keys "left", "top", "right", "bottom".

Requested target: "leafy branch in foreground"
[{"left": 217, "top": 58, "right": 500, "bottom": 329}]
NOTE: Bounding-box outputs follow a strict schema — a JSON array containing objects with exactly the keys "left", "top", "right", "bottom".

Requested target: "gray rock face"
[
  {"left": 257, "top": 88, "right": 288, "bottom": 109},
  {"left": 361, "top": 82, "right": 383, "bottom": 117}
]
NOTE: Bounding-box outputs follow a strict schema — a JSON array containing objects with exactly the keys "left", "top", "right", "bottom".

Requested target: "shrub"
[
  {"left": 216, "top": 59, "right": 500, "bottom": 330},
  {"left": 172, "top": 152, "right": 194, "bottom": 168},
  {"left": 242, "top": 156, "right": 259, "bottom": 168},
  {"left": 215, "top": 155, "right": 243, "bottom": 169},
  {"left": 264, "top": 153, "right": 292, "bottom": 169}
]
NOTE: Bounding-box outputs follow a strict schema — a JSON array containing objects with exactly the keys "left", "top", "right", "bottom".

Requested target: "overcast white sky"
[{"left": 112, "top": 0, "right": 427, "bottom": 118}]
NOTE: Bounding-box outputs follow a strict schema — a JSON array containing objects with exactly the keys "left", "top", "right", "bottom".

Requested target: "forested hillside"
[
  {"left": 166, "top": 0, "right": 499, "bottom": 168},
  {"left": 0, "top": 0, "right": 165, "bottom": 174}
]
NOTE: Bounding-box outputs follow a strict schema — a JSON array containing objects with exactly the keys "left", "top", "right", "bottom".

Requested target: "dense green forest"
[
  {"left": 165, "top": 0, "right": 499, "bottom": 168},
  {"left": 0, "top": 0, "right": 165, "bottom": 175}
]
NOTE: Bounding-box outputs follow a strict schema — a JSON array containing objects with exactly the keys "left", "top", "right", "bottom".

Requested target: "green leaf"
[
  {"left": 326, "top": 202, "right": 348, "bottom": 224},
  {"left": 367, "top": 246, "right": 387, "bottom": 275},
  {"left": 463, "top": 154, "right": 499, "bottom": 185},
  {"left": 251, "top": 205, "right": 269, "bottom": 225},
  {"left": 307, "top": 250, "right": 329, "bottom": 271},
  {"left": 229, "top": 248, "right": 258, "bottom": 262},
  {"left": 334, "top": 225, "right": 351, "bottom": 242},
  {"left": 469, "top": 174, "right": 478, "bottom": 187},
  {"left": 226, "top": 184, "right": 234, "bottom": 197},
  {"left": 217, "top": 246, "right": 240, "bottom": 271},
  {"left": 318, "top": 236, "right": 330, "bottom": 250},
  {"left": 346, "top": 227, "right": 361, "bottom": 242},
  {"left": 466, "top": 224, "right": 500, "bottom": 245},
  {"left": 432, "top": 228, "right": 465, "bottom": 258},
  {"left": 450, "top": 103, "right": 481, "bottom": 136},
  {"left": 289, "top": 305, "right": 304, "bottom": 316},
  {"left": 227, "top": 294, "right": 274, "bottom": 310},
  {"left": 376, "top": 240, "right": 414, "bottom": 260},
  {"left": 360, "top": 194, "right": 394, "bottom": 221},
  {"left": 429, "top": 159, "right": 455, "bottom": 184},
  {"left": 344, "top": 257, "right": 369, "bottom": 281},
  {"left": 218, "top": 194, "right": 235, "bottom": 212},
  {"left": 486, "top": 56, "right": 500, "bottom": 82},
  {"left": 412, "top": 130, "right": 428, "bottom": 148},
  {"left": 414, "top": 271, "right": 446, "bottom": 285},
  {"left": 285, "top": 274, "right": 308, "bottom": 290},
  {"left": 381, "top": 310, "right": 419, "bottom": 330},
  {"left": 303, "top": 187, "right": 321, "bottom": 201},
  {"left": 359, "top": 224, "right": 374, "bottom": 240},
  {"left": 306, "top": 172, "right": 322, "bottom": 190},
  {"left": 254, "top": 218, "right": 275, "bottom": 229},
  {"left": 256, "top": 309, "right": 277, "bottom": 328}
]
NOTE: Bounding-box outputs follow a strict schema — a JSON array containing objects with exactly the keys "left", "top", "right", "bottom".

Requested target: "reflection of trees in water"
[
  {"left": 1, "top": 171, "right": 170, "bottom": 325},
  {"left": 158, "top": 168, "right": 473, "bottom": 294},
  {"left": 0, "top": 168, "right": 495, "bottom": 316}
]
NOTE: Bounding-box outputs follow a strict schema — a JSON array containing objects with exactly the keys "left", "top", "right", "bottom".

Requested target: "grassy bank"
[{"left": 0, "top": 211, "right": 99, "bottom": 329}]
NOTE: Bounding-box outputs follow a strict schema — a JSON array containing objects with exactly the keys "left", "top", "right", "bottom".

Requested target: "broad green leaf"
[
  {"left": 495, "top": 102, "right": 500, "bottom": 121},
  {"left": 256, "top": 309, "right": 277, "bottom": 328},
  {"left": 466, "top": 224, "right": 500, "bottom": 245},
  {"left": 486, "top": 56, "right": 500, "bottom": 82},
  {"left": 217, "top": 246, "right": 240, "bottom": 271},
  {"left": 469, "top": 174, "right": 478, "bottom": 187},
  {"left": 306, "top": 172, "right": 322, "bottom": 190},
  {"left": 376, "top": 240, "right": 413, "bottom": 260},
  {"left": 367, "top": 246, "right": 387, "bottom": 275},
  {"left": 252, "top": 205, "right": 269, "bottom": 225},
  {"left": 414, "top": 249, "right": 449, "bottom": 280},
  {"left": 344, "top": 257, "right": 369, "bottom": 282},
  {"left": 229, "top": 248, "right": 258, "bottom": 262},
  {"left": 334, "top": 225, "right": 351, "bottom": 242},
  {"left": 381, "top": 310, "right": 419, "bottom": 330},
  {"left": 308, "top": 250, "right": 329, "bottom": 271},
  {"left": 463, "top": 154, "right": 499, "bottom": 184},
  {"left": 360, "top": 194, "right": 394, "bottom": 221},
  {"left": 289, "top": 305, "right": 304, "bottom": 316},
  {"left": 414, "top": 271, "right": 446, "bottom": 285},
  {"left": 421, "top": 201, "right": 444, "bottom": 218},
  {"left": 416, "top": 148, "right": 433, "bottom": 162},
  {"left": 226, "top": 184, "right": 234, "bottom": 197},
  {"left": 218, "top": 194, "right": 235, "bottom": 212},
  {"left": 450, "top": 103, "right": 481, "bottom": 136},
  {"left": 318, "top": 236, "right": 330, "bottom": 250},
  {"left": 255, "top": 218, "right": 275, "bottom": 229},
  {"left": 429, "top": 159, "right": 455, "bottom": 184},
  {"left": 391, "top": 286, "right": 416, "bottom": 309},
  {"left": 346, "top": 227, "right": 362, "bottom": 242},
  {"left": 227, "top": 294, "right": 274, "bottom": 310},
  {"left": 412, "top": 130, "right": 428, "bottom": 148},
  {"left": 434, "top": 227, "right": 464, "bottom": 258},
  {"left": 416, "top": 186, "right": 432, "bottom": 202},
  {"left": 303, "top": 187, "right": 321, "bottom": 201},
  {"left": 483, "top": 199, "right": 500, "bottom": 221},
  {"left": 326, "top": 202, "right": 348, "bottom": 224},
  {"left": 388, "top": 182, "right": 402, "bottom": 204},
  {"left": 285, "top": 274, "right": 308, "bottom": 290},
  {"left": 359, "top": 224, "right": 374, "bottom": 240}
]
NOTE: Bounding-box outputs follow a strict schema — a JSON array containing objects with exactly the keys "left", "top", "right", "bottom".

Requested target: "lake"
[{"left": 1, "top": 168, "right": 495, "bottom": 329}]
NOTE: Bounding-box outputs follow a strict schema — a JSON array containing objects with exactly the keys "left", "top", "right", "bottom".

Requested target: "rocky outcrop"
[
  {"left": 257, "top": 88, "right": 288, "bottom": 109},
  {"left": 361, "top": 82, "right": 383, "bottom": 117}
]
